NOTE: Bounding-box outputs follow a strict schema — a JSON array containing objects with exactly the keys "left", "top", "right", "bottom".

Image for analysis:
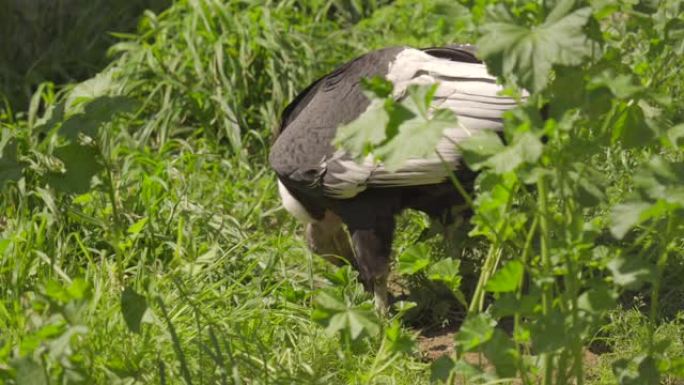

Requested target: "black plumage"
[{"left": 269, "top": 45, "right": 520, "bottom": 309}]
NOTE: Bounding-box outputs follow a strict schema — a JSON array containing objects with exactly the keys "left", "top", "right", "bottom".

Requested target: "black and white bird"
[{"left": 269, "top": 45, "right": 521, "bottom": 310}]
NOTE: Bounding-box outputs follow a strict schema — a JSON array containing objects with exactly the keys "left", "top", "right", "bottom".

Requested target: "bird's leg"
[
  {"left": 305, "top": 210, "right": 357, "bottom": 267},
  {"left": 349, "top": 218, "right": 394, "bottom": 313},
  {"left": 373, "top": 272, "right": 389, "bottom": 314}
]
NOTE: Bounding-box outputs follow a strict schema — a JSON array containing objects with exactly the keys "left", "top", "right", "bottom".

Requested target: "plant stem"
[
  {"left": 517, "top": 216, "right": 538, "bottom": 385},
  {"left": 468, "top": 245, "right": 502, "bottom": 314},
  {"left": 649, "top": 215, "right": 673, "bottom": 352},
  {"left": 537, "top": 175, "right": 554, "bottom": 385}
]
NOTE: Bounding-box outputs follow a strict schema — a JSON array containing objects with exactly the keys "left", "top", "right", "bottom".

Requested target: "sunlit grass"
[{"left": 1, "top": 1, "right": 683, "bottom": 384}]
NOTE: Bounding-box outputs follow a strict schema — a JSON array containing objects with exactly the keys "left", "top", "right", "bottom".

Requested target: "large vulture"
[{"left": 269, "top": 45, "right": 520, "bottom": 310}]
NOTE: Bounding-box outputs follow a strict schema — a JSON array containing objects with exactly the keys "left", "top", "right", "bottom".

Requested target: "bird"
[{"left": 269, "top": 45, "right": 521, "bottom": 311}]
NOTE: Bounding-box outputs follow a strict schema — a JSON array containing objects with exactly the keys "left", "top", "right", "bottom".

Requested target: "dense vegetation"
[{"left": 1, "top": 0, "right": 682, "bottom": 384}]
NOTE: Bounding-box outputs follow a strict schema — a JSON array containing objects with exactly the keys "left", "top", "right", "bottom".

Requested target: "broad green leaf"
[
  {"left": 430, "top": 356, "right": 455, "bottom": 383},
  {"left": 492, "top": 293, "right": 538, "bottom": 317},
  {"left": 477, "top": 4, "right": 593, "bottom": 91},
  {"left": 43, "top": 280, "right": 70, "bottom": 303},
  {"left": 577, "top": 285, "right": 617, "bottom": 313},
  {"left": 33, "top": 101, "right": 65, "bottom": 133},
  {"left": 67, "top": 278, "right": 91, "bottom": 300},
  {"left": 430, "top": 357, "right": 489, "bottom": 383},
  {"left": 590, "top": 71, "right": 644, "bottom": 99},
  {"left": 607, "top": 254, "right": 656, "bottom": 290},
  {"left": 47, "top": 325, "right": 88, "bottom": 359},
  {"left": 61, "top": 96, "right": 138, "bottom": 140},
  {"left": 12, "top": 356, "right": 48, "bottom": 385},
  {"left": 0, "top": 139, "right": 25, "bottom": 189},
  {"left": 666, "top": 18, "right": 684, "bottom": 54},
  {"left": 634, "top": 0, "right": 659, "bottom": 14},
  {"left": 121, "top": 287, "right": 148, "bottom": 334},
  {"left": 385, "top": 321, "right": 415, "bottom": 354},
  {"left": 0, "top": 238, "right": 10, "bottom": 254},
  {"left": 662, "top": 356, "right": 684, "bottom": 377},
  {"left": 46, "top": 143, "right": 103, "bottom": 195},
  {"left": 392, "top": 300, "right": 417, "bottom": 317},
  {"left": 635, "top": 157, "right": 684, "bottom": 205},
  {"left": 482, "top": 329, "right": 518, "bottom": 378},
  {"left": 666, "top": 123, "right": 684, "bottom": 148},
  {"left": 427, "top": 258, "right": 461, "bottom": 283},
  {"left": 485, "top": 260, "right": 524, "bottom": 293},
  {"left": 60, "top": 113, "right": 101, "bottom": 140},
  {"left": 610, "top": 202, "right": 652, "bottom": 239},
  {"left": 612, "top": 104, "right": 654, "bottom": 148},
  {"left": 84, "top": 95, "right": 138, "bottom": 119},
  {"left": 334, "top": 99, "right": 389, "bottom": 157},
  {"left": 549, "top": 66, "right": 585, "bottom": 117},
  {"left": 361, "top": 76, "right": 393, "bottom": 98},
  {"left": 375, "top": 90, "right": 457, "bottom": 170},
  {"left": 530, "top": 310, "right": 566, "bottom": 353},
  {"left": 458, "top": 130, "right": 505, "bottom": 171},
  {"left": 492, "top": 132, "right": 543, "bottom": 173},
  {"left": 19, "top": 324, "right": 65, "bottom": 355},
  {"left": 610, "top": 199, "right": 673, "bottom": 240},
  {"left": 312, "top": 290, "right": 347, "bottom": 312},
  {"left": 427, "top": 258, "right": 462, "bottom": 288},
  {"left": 334, "top": 84, "right": 458, "bottom": 170},
  {"left": 613, "top": 355, "right": 660, "bottom": 385},
  {"left": 570, "top": 162, "right": 607, "bottom": 207},
  {"left": 454, "top": 313, "right": 496, "bottom": 352},
  {"left": 127, "top": 217, "right": 149, "bottom": 235},
  {"left": 428, "top": 258, "right": 465, "bottom": 305},
  {"left": 312, "top": 290, "right": 380, "bottom": 340},
  {"left": 397, "top": 243, "right": 431, "bottom": 275},
  {"left": 66, "top": 68, "right": 117, "bottom": 108}
]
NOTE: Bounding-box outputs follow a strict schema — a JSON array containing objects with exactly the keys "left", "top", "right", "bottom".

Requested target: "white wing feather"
[{"left": 323, "top": 48, "right": 522, "bottom": 199}]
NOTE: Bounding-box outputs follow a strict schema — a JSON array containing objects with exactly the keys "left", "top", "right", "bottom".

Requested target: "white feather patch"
[
  {"left": 278, "top": 180, "right": 315, "bottom": 223},
  {"left": 324, "top": 48, "right": 523, "bottom": 199}
]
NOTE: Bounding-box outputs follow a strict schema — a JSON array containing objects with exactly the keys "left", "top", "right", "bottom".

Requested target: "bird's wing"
[{"left": 322, "top": 48, "right": 521, "bottom": 199}]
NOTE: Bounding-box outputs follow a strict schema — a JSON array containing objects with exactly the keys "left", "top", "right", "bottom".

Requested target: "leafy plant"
[
  {"left": 334, "top": 0, "right": 684, "bottom": 384},
  {"left": 2, "top": 0, "right": 683, "bottom": 384}
]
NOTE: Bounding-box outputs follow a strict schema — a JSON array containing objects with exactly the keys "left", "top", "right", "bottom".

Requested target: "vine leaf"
[
  {"left": 311, "top": 290, "right": 380, "bottom": 340},
  {"left": 121, "top": 287, "right": 148, "bottom": 334},
  {"left": 0, "top": 139, "right": 26, "bottom": 188},
  {"left": 11, "top": 356, "right": 48, "bottom": 385},
  {"left": 334, "top": 84, "right": 456, "bottom": 171},
  {"left": 375, "top": 85, "right": 456, "bottom": 171},
  {"left": 611, "top": 104, "right": 654, "bottom": 148},
  {"left": 485, "top": 260, "right": 524, "bottom": 293},
  {"left": 61, "top": 96, "right": 138, "bottom": 140},
  {"left": 46, "top": 143, "right": 103, "bottom": 194},
  {"left": 477, "top": 2, "right": 593, "bottom": 92},
  {"left": 607, "top": 254, "right": 656, "bottom": 290},
  {"left": 454, "top": 313, "right": 496, "bottom": 352},
  {"left": 459, "top": 131, "right": 542, "bottom": 174},
  {"left": 333, "top": 99, "right": 389, "bottom": 157},
  {"left": 609, "top": 202, "right": 652, "bottom": 239},
  {"left": 397, "top": 243, "right": 431, "bottom": 275}
]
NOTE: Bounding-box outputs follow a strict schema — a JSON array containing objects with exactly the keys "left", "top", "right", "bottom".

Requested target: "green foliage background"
[{"left": 1, "top": 0, "right": 683, "bottom": 384}]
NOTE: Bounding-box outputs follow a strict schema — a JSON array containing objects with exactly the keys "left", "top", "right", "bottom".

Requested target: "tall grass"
[
  {"left": 0, "top": 1, "right": 470, "bottom": 383},
  {"left": 1, "top": 0, "right": 682, "bottom": 384},
  {"left": 106, "top": 0, "right": 469, "bottom": 152},
  {"left": 0, "top": 0, "right": 170, "bottom": 110}
]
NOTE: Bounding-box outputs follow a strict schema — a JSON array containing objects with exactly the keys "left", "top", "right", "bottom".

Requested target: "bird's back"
[
  {"left": 269, "top": 47, "right": 404, "bottom": 184},
  {"left": 269, "top": 45, "right": 517, "bottom": 203}
]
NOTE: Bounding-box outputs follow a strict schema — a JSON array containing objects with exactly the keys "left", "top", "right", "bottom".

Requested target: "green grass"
[
  {"left": 1, "top": 1, "right": 684, "bottom": 384},
  {"left": 0, "top": 0, "right": 171, "bottom": 111}
]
